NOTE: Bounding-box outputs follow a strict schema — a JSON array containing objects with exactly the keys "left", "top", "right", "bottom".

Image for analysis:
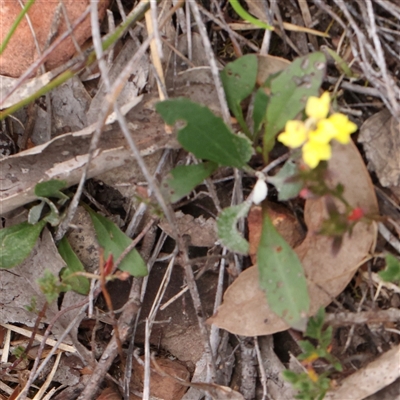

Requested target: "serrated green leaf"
[
  {"left": 58, "top": 237, "right": 90, "bottom": 295},
  {"left": 264, "top": 52, "right": 326, "bottom": 156},
  {"left": 0, "top": 220, "right": 46, "bottom": 269},
  {"left": 379, "top": 254, "right": 400, "bottom": 282},
  {"left": 162, "top": 162, "right": 218, "bottom": 203},
  {"left": 257, "top": 210, "right": 309, "bottom": 328},
  {"left": 221, "top": 54, "right": 258, "bottom": 135},
  {"left": 298, "top": 340, "right": 316, "bottom": 354},
  {"left": 217, "top": 202, "right": 251, "bottom": 254},
  {"left": 35, "top": 179, "right": 68, "bottom": 200},
  {"left": 87, "top": 209, "right": 147, "bottom": 277},
  {"left": 156, "top": 98, "right": 253, "bottom": 168},
  {"left": 267, "top": 158, "right": 302, "bottom": 201}
]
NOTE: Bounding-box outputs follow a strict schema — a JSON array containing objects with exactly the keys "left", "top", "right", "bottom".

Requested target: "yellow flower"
[
  {"left": 309, "top": 119, "right": 337, "bottom": 143},
  {"left": 277, "top": 92, "right": 357, "bottom": 169},
  {"left": 305, "top": 91, "right": 330, "bottom": 119},
  {"left": 302, "top": 139, "right": 331, "bottom": 169},
  {"left": 307, "top": 368, "right": 319, "bottom": 383},
  {"left": 278, "top": 120, "right": 307, "bottom": 148},
  {"left": 328, "top": 113, "right": 358, "bottom": 144},
  {"left": 302, "top": 351, "right": 320, "bottom": 364}
]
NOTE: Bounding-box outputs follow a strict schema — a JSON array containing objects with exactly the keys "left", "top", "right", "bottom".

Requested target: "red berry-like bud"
[
  {"left": 299, "top": 188, "right": 312, "bottom": 199},
  {"left": 103, "top": 254, "right": 114, "bottom": 276},
  {"left": 347, "top": 207, "right": 364, "bottom": 221}
]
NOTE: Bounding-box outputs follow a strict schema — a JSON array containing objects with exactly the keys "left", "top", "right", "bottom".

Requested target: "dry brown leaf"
[
  {"left": 208, "top": 141, "right": 378, "bottom": 336},
  {"left": 96, "top": 387, "right": 122, "bottom": 400},
  {"left": 358, "top": 108, "right": 400, "bottom": 188},
  {"left": 130, "top": 356, "right": 190, "bottom": 400},
  {"left": 248, "top": 202, "right": 305, "bottom": 264},
  {"left": 159, "top": 211, "right": 217, "bottom": 247},
  {"left": 325, "top": 344, "right": 400, "bottom": 400},
  {"left": 0, "top": 0, "right": 110, "bottom": 77},
  {"left": 148, "top": 356, "right": 244, "bottom": 400},
  {"left": 256, "top": 55, "right": 290, "bottom": 86}
]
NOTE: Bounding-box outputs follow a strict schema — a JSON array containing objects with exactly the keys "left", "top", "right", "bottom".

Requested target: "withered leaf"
[{"left": 209, "top": 141, "right": 378, "bottom": 336}]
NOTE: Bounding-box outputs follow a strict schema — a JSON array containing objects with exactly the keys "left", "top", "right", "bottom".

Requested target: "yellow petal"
[
  {"left": 328, "top": 113, "right": 358, "bottom": 144},
  {"left": 305, "top": 92, "right": 330, "bottom": 120},
  {"left": 302, "top": 140, "right": 331, "bottom": 168},
  {"left": 309, "top": 119, "right": 337, "bottom": 143},
  {"left": 278, "top": 120, "right": 307, "bottom": 148}
]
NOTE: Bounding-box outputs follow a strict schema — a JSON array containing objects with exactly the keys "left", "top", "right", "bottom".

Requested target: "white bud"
[{"left": 252, "top": 178, "right": 268, "bottom": 205}]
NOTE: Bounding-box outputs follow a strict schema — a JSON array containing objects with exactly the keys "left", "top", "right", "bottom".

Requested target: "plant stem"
[{"left": 0, "top": 0, "right": 36, "bottom": 55}]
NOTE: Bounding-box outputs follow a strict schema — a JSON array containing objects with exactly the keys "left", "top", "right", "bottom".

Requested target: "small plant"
[
  {"left": 0, "top": 178, "right": 147, "bottom": 305},
  {"left": 38, "top": 270, "right": 71, "bottom": 304},
  {"left": 156, "top": 52, "right": 366, "bottom": 329},
  {"left": 1, "top": 51, "right": 367, "bottom": 332},
  {"left": 12, "top": 346, "right": 27, "bottom": 360},
  {"left": 379, "top": 254, "right": 400, "bottom": 283},
  {"left": 283, "top": 308, "right": 342, "bottom": 400}
]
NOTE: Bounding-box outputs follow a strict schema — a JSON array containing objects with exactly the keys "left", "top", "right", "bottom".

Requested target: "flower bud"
[{"left": 252, "top": 178, "right": 268, "bottom": 205}]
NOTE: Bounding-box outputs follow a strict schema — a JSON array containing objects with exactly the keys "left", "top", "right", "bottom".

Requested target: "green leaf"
[
  {"left": 321, "top": 45, "right": 358, "bottom": 79},
  {"left": 221, "top": 54, "right": 258, "bottom": 135},
  {"left": 257, "top": 210, "right": 309, "bottom": 328},
  {"left": 267, "top": 157, "right": 303, "bottom": 201},
  {"left": 28, "top": 201, "right": 45, "bottom": 224},
  {"left": 0, "top": 220, "right": 46, "bottom": 269},
  {"left": 217, "top": 202, "right": 251, "bottom": 255},
  {"left": 35, "top": 179, "right": 68, "bottom": 200},
  {"left": 37, "top": 270, "right": 69, "bottom": 304},
  {"left": 29, "top": 197, "right": 61, "bottom": 227},
  {"left": 252, "top": 88, "right": 269, "bottom": 137},
  {"left": 162, "top": 162, "right": 218, "bottom": 203},
  {"left": 40, "top": 197, "right": 61, "bottom": 227},
  {"left": 264, "top": 52, "right": 326, "bottom": 156},
  {"left": 379, "top": 254, "right": 400, "bottom": 282},
  {"left": 58, "top": 237, "right": 90, "bottom": 295},
  {"left": 298, "top": 340, "right": 316, "bottom": 354},
  {"left": 86, "top": 209, "right": 147, "bottom": 277},
  {"left": 228, "top": 0, "right": 273, "bottom": 30},
  {"left": 156, "top": 98, "right": 253, "bottom": 168},
  {"left": 305, "top": 307, "right": 326, "bottom": 340}
]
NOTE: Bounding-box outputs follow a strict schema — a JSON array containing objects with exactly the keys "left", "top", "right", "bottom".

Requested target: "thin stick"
[
  {"left": 32, "top": 352, "right": 62, "bottom": 400},
  {"left": 254, "top": 336, "right": 268, "bottom": 400},
  {"left": 189, "top": 0, "right": 231, "bottom": 127},
  {"left": 77, "top": 289, "right": 141, "bottom": 400},
  {"left": 143, "top": 255, "right": 176, "bottom": 400},
  {"left": 17, "top": 303, "right": 89, "bottom": 400}
]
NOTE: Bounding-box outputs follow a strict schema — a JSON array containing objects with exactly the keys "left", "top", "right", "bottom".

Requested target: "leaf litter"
[{"left": 209, "top": 140, "right": 378, "bottom": 336}]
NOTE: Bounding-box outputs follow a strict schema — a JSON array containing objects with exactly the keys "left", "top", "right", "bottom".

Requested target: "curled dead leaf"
[
  {"left": 208, "top": 141, "right": 378, "bottom": 336},
  {"left": 96, "top": 387, "right": 121, "bottom": 400},
  {"left": 325, "top": 344, "right": 400, "bottom": 400},
  {"left": 0, "top": 0, "right": 110, "bottom": 77},
  {"left": 130, "top": 356, "right": 190, "bottom": 400},
  {"left": 159, "top": 211, "right": 217, "bottom": 247},
  {"left": 358, "top": 108, "right": 400, "bottom": 188},
  {"left": 256, "top": 54, "right": 290, "bottom": 86}
]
